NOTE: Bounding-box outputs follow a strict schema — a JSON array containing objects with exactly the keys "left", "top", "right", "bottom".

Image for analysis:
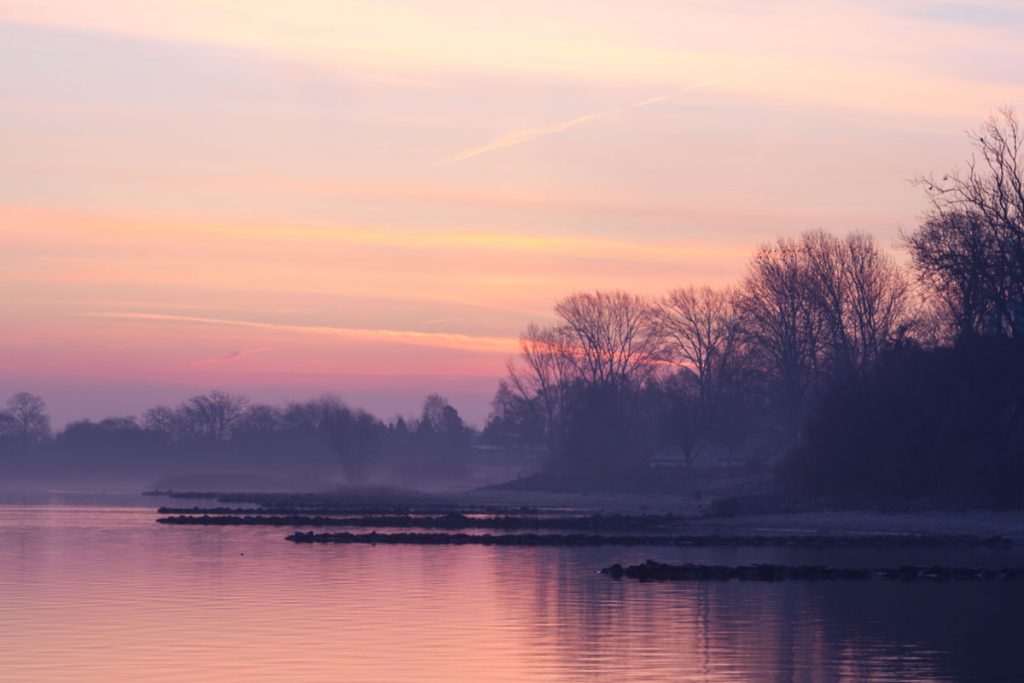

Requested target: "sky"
[{"left": 2, "top": 0, "right": 1024, "bottom": 426}]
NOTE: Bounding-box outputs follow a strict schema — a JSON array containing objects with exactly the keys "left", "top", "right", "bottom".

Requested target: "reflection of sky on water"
[{"left": 0, "top": 501, "right": 1019, "bottom": 681}]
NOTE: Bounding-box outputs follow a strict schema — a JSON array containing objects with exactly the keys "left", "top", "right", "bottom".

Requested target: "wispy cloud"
[
  {"left": 192, "top": 347, "right": 270, "bottom": 366},
  {"left": 436, "top": 81, "right": 721, "bottom": 165},
  {"left": 82, "top": 312, "right": 517, "bottom": 355}
]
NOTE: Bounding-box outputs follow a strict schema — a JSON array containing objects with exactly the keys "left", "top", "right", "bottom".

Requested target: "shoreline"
[{"left": 140, "top": 486, "right": 1024, "bottom": 543}]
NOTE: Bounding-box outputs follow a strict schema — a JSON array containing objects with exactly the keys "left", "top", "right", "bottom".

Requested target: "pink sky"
[{"left": 2, "top": 0, "right": 1023, "bottom": 425}]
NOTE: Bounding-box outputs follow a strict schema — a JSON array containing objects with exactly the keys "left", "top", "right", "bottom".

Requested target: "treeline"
[
  {"left": 4, "top": 110, "right": 1023, "bottom": 502},
  {"left": 485, "top": 109, "right": 1024, "bottom": 504},
  {"left": 484, "top": 231, "right": 911, "bottom": 471},
  {"left": 0, "top": 391, "right": 476, "bottom": 484}
]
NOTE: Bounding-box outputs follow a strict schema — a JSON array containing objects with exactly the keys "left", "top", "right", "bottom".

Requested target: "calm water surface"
[{"left": 1, "top": 493, "right": 1021, "bottom": 682}]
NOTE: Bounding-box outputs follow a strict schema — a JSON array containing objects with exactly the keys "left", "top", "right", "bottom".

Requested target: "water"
[{"left": 1, "top": 494, "right": 1022, "bottom": 682}]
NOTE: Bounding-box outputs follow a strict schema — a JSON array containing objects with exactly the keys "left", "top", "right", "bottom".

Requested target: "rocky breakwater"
[
  {"left": 284, "top": 530, "right": 1012, "bottom": 547},
  {"left": 601, "top": 559, "right": 1024, "bottom": 582}
]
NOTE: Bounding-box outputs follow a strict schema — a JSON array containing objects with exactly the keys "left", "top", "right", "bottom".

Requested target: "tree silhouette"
[
  {"left": 5, "top": 392, "right": 52, "bottom": 450},
  {"left": 915, "top": 108, "right": 1024, "bottom": 337}
]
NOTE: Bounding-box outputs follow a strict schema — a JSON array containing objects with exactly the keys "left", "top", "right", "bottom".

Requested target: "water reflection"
[
  {"left": 491, "top": 547, "right": 1024, "bottom": 682},
  {"left": 0, "top": 502, "right": 1019, "bottom": 681}
]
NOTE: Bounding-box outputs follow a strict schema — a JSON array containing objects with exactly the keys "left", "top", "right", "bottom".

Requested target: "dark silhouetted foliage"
[{"left": 786, "top": 337, "right": 1024, "bottom": 505}]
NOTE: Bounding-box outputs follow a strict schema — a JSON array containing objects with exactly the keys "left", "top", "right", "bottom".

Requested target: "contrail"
[
  {"left": 436, "top": 80, "right": 721, "bottom": 165},
  {"left": 80, "top": 311, "right": 518, "bottom": 354}
]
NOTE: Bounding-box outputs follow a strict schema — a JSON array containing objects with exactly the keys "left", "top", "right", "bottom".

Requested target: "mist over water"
[{"left": 1, "top": 495, "right": 1021, "bottom": 682}]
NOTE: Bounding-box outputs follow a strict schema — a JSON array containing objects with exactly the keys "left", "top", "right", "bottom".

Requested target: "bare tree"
[
  {"left": 915, "top": 108, "right": 1024, "bottom": 337},
  {"left": 180, "top": 391, "right": 249, "bottom": 442},
  {"left": 905, "top": 211, "right": 990, "bottom": 339},
  {"left": 802, "top": 231, "right": 910, "bottom": 375},
  {"left": 737, "top": 238, "right": 824, "bottom": 442},
  {"left": 654, "top": 285, "right": 742, "bottom": 405},
  {"left": 553, "top": 290, "right": 661, "bottom": 393},
  {"left": 418, "top": 394, "right": 463, "bottom": 434},
  {"left": 143, "top": 405, "right": 184, "bottom": 440},
  {"left": 653, "top": 286, "right": 745, "bottom": 466},
  {"left": 506, "top": 291, "right": 661, "bottom": 468},
  {"left": 282, "top": 397, "right": 330, "bottom": 432},
  {"left": 483, "top": 379, "right": 545, "bottom": 450},
  {"left": 5, "top": 392, "right": 52, "bottom": 449},
  {"left": 313, "top": 395, "right": 379, "bottom": 484},
  {"left": 507, "top": 323, "right": 576, "bottom": 454},
  {"left": 0, "top": 412, "right": 19, "bottom": 447},
  {"left": 234, "top": 404, "right": 283, "bottom": 437}
]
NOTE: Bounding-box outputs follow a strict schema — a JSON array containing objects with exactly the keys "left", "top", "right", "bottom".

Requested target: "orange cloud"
[{"left": 1, "top": 204, "right": 750, "bottom": 267}]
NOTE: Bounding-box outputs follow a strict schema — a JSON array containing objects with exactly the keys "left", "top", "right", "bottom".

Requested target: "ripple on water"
[{"left": 0, "top": 503, "right": 1020, "bottom": 682}]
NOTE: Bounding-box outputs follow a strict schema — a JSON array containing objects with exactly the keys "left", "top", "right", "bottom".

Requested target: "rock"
[{"left": 602, "top": 564, "right": 625, "bottom": 579}]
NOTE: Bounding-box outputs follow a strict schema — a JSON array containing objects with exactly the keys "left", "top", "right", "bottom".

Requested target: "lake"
[{"left": 1, "top": 492, "right": 1021, "bottom": 682}]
